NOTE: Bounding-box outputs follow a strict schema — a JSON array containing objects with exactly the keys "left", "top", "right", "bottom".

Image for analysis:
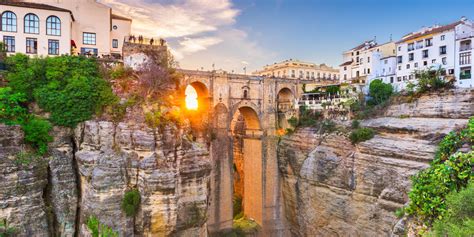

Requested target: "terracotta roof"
[
  {"left": 339, "top": 61, "right": 352, "bottom": 66},
  {"left": 396, "top": 21, "right": 462, "bottom": 44},
  {"left": 111, "top": 14, "right": 132, "bottom": 22},
  {"left": 0, "top": 1, "right": 75, "bottom": 20}
]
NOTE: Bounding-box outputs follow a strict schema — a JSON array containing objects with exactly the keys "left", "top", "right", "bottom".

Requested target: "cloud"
[
  {"left": 99, "top": 0, "right": 238, "bottom": 38},
  {"left": 99, "top": 0, "right": 274, "bottom": 72}
]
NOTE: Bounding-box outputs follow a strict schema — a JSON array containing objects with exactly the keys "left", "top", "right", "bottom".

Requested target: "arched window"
[
  {"left": 46, "top": 16, "right": 61, "bottom": 36},
  {"left": 1, "top": 11, "right": 17, "bottom": 32},
  {"left": 243, "top": 90, "right": 248, "bottom": 99},
  {"left": 24, "top": 13, "right": 39, "bottom": 34}
]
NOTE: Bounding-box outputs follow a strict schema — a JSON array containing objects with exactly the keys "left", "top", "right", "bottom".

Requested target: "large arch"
[
  {"left": 277, "top": 87, "right": 295, "bottom": 129},
  {"left": 230, "top": 105, "right": 264, "bottom": 226}
]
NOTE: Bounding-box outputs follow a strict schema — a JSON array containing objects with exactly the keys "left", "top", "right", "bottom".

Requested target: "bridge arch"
[{"left": 276, "top": 87, "right": 296, "bottom": 129}]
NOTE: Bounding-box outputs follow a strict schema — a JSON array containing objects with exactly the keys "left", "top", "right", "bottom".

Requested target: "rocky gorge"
[
  {"left": 0, "top": 118, "right": 211, "bottom": 236},
  {"left": 0, "top": 86, "right": 472, "bottom": 237},
  {"left": 278, "top": 89, "right": 473, "bottom": 236}
]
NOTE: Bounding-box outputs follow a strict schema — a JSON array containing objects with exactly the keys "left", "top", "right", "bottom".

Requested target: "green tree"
[
  {"left": 121, "top": 189, "right": 141, "bottom": 217},
  {"left": 368, "top": 79, "right": 393, "bottom": 106}
]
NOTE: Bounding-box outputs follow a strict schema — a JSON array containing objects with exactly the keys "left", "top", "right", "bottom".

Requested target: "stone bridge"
[{"left": 178, "top": 69, "right": 313, "bottom": 236}]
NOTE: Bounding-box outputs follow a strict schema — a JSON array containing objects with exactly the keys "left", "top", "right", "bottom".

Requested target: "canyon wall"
[
  {"left": 0, "top": 119, "right": 212, "bottom": 236},
  {"left": 278, "top": 89, "right": 473, "bottom": 236}
]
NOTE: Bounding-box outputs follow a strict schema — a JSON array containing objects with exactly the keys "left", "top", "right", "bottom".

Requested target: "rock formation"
[{"left": 278, "top": 89, "right": 473, "bottom": 236}]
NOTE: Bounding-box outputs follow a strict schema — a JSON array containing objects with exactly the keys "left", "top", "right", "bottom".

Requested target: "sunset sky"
[{"left": 100, "top": 0, "right": 474, "bottom": 73}]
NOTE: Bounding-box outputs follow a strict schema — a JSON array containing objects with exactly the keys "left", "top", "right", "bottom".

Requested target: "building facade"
[
  {"left": 1, "top": 0, "right": 132, "bottom": 57},
  {"left": 339, "top": 40, "right": 396, "bottom": 92},
  {"left": 395, "top": 17, "right": 474, "bottom": 90},
  {"left": 253, "top": 59, "right": 339, "bottom": 81},
  {"left": 0, "top": 2, "right": 74, "bottom": 56}
]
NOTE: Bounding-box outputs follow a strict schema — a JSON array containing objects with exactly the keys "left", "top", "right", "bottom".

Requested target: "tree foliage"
[
  {"left": 121, "top": 189, "right": 141, "bottom": 217},
  {"left": 409, "top": 66, "right": 453, "bottom": 94},
  {"left": 349, "top": 127, "right": 375, "bottom": 144},
  {"left": 368, "top": 79, "right": 393, "bottom": 106},
  {"left": 86, "top": 216, "right": 118, "bottom": 237}
]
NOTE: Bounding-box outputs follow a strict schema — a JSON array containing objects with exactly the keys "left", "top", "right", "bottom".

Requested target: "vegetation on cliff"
[
  {"left": 121, "top": 189, "right": 141, "bottom": 217},
  {"left": 402, "top": 117, "right": 474, "bottom": 234}
]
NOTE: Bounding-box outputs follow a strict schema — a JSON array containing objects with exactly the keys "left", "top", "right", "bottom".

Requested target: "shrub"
[
  {"left": 368, "top": 79, "right": 393, "bottom": 106},
  {"left": 430, "top": 182, "right": 474, "bottom": 236},
  {"left": 6, "top": 55, "right": 117, "bottom": 128},
  {"left": 86, "top": 216, "right": 118, "bottom": 237},
  {"left": 21, "top": 117, "right": 52, "bottom": 155},
  {"left": 406, "top": 151, "right": 474, "bottom": 224},
  {"left": 321, "top": 120, "right": 336, "bottom": 133},
  {"left": 349, "top": 127, "right": 375, "bottom": 144},
  {"left": 233, "top": 195, "right": 243, "bottom": 218},
  {"left": 411, "top": 67, "right": 453, "bottom": 94},
  {"left": 121, "top": 189, "right": 141, "bottom": 217},
  {"left": 287, "top": 116, "right": 298, "bottom": 128},
  {"left": 144, "top": 109, "right": 163, "bottom": 129},
  {"left": 351, "top": 120, "right": 360, "bottom": 129},
  {"left": 0, "top": 87, "right": 28, "bottom": 124},
  {"left": 0, "top": 219, "right": 16, "bottom": 237}
]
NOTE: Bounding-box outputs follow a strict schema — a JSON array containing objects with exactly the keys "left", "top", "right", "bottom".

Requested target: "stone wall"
[
  {"left": 278, "top": 89, "right": 473, "bottom": 236},
  {"left": 0, "top": 118, "right": 212, "bottom": 236}
]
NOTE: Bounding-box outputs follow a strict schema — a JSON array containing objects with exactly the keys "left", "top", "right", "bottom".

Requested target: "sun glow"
[{"left": 185, "top": 85, "right": 198, "bottom": 110}]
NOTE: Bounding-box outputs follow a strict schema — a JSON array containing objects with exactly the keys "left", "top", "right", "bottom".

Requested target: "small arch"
[
  {"left": 237, "top": 106, "right": 261, "bottom": 130},
  {"left": 46, "top": 15, "right": 61, "bottom": 36},
  {"left": 24, "top": 13, "right": 39, "bottom": 34},
  {"left": 243, "top": 89, "right": 248, "bottom": 99},
  {"left": 1, "top": 11, "right": 17, "bottom": 32}
]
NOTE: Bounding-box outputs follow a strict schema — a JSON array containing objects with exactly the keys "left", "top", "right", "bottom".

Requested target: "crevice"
[
  {"left": 71, "top": 135, "right": 82, "bottom": 237},
  {"left": 43, "top": 163, "right": 56, "bottom": 237}
]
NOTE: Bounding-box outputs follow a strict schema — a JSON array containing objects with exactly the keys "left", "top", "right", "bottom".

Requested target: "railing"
[
  {"left": 456, "top": 32, "right": 474, "bottom": 40},
  {"left": 124, "top": 35, "right": 167, "bottom": 47},
  {"left": 460, "top": 46, "right": 472, "bottom": 52},
  {"left": 460, "top": 52, "right": 471, "bottom": 65}
]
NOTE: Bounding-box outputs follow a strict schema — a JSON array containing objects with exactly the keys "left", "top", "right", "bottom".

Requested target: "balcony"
[{"left": 456, "top": 32, "right": 474, "bottom": 40}]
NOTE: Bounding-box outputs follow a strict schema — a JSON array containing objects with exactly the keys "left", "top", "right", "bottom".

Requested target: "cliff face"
[
  {"left": 278, "top": 89, "right": 473, "bottom": 236},
  {"left": 0, "top": 119, "right": 212, "bottom": 236}
]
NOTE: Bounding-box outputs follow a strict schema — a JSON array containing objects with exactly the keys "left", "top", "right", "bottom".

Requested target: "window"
[
  {"left": 423, "top": 61, "right": 428, "bottom": 66},
  {"left": 441, "top": 35, "right": 445, "bottom": 41},
  {"left": 343, "top": 74, "right": 347, "bottom": 80},
  {"left": 409, "top": 75, "right": 413, "bottom": 80},
  {"left": 291, "top": 70, "right": 295, "bottom": 78},
  {"left": 367, "top": 68, "right": 370, "bottom": 74},
  {"left": 384, "top": 60, "right": 388, "bottom": 64},
  {"left": 398, "top": 65, "right": 401, "bottom": 70},
  {"left": 408, "top": 53, "right": 414, "bottom": 61},
  {"left": 83, "top": 32, "right": 96, "bottom": 45},
  {"left": 406, "top": 64, "right": 410, "bottom": 69},
  {"left": 439, "top": 46, "right": 447, "bottom": 55},
  {"left": 398, "top": 46, "right": 401, "bottom": 51},
  {"left": 390, "top": 77, "right": 394, "bottom": 83},
  {"left": 344, "top": 66, "right": 347, "bottom": 70},
  {"left": 3, "top": 36, "right": 15, "bottom": 52},
  {"left": 414, "top": 62, "right": 418, "bottom": 68},
  {"left": 48, "top": 39, "right": 59, "bottom": 55},
  {"left": 448, "top": 69, "right": 454, "bottom": 75},
  {"left": 460, "top": 67, "right": 471, "bottom": 80},
  {"left": 24, "top": 14, "right": 39, "bottom": 34},
  {"left": 408, "top": 43, "right": 414, "bottom": 51},
  {"left": 416, "top": 40, "right": 423, "bottom": 49},
  {"left": 113, "top": 25, "right": 118, "bottom": 30},
  {"left": 425, "top": 38, "right": 433, "bottom": 47},
  {"left": 26, "top": 38, "right": 37, "bottom": 54},
  {"left": 1, "top": 11, "right": 17, "bottom": 32},
  {"left": 367, "top": 57, "right": 370, "bottom": 63},
  {"left": 442, "top": 57, "right": 447, "bottom": 65},
  {"left": 422, "top": 49, "right": 429, "bottom": 58},
  {"left": 46, "top": 16, "right": 61, "bottom": 35},
  {"left": 432, "top": 59, "right": 436, "bottom": 64},
  {"left": 112, "top": 39, "right": 118, "bottom": 48},
  {"left": 403, "top": 76, "right": 407, "bottom": 81},
  {"left": 397, "top": 76, "right": 402, "bottom": 82},
  {"left": 397, "top": 56, "right": 403, "bottom": 64}
]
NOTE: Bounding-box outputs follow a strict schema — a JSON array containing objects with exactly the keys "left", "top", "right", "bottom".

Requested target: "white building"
[
  {"left": 1, "top": 0, "right": 133, "bottom": 58},
  {"left": 395, "top": 17, "right": 474, "bottom": 90},
  {"left": 339, "top": 40, "right": 396, "bottom": 93},
  {"left": 454, "top": 20, "right": 474, "bottom": 88},
  {"left": 0, "top": 2, "right": 74, "bottom": 56}
]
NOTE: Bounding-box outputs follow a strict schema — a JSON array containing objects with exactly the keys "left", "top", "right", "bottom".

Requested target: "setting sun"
[{"left": 185, "top": 85, "right": 198, "bottom": 110}]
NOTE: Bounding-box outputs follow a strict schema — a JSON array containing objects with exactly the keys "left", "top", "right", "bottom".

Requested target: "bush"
[
  {"left": 368, "top": 79, "right": 393, "bottom": 106},
  {"left": 233, "top": 195, "right": 243, "bottom": 218},
  {"left": 22, "top": 117, "right": 53, "bottom": 155},
  {"left": 430, "top": 182, "right": 474, "bottom": 236},
  {"left": 411, "top": 67, "right": 453, "bottom": 94},
  {"left": 121, "top": 189, "right": 141, "bottom": 217},
  {"left": 321, "top": 120, "right": 336, "bottom": 133},
  {"left": 6, "top": 55, "right": 117, "bottom": 128},
  {"left": 351, "top": 120, "right": 360, "bottom": 129},
  {"left": 0, "top": 87, "right": 28, "bottom": 124},
  {"left": 349, "top": 127, "right": 375, "bottom": 144},
  {"left": 86, "top": 216, "right": 118, "bottom": 237}
]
